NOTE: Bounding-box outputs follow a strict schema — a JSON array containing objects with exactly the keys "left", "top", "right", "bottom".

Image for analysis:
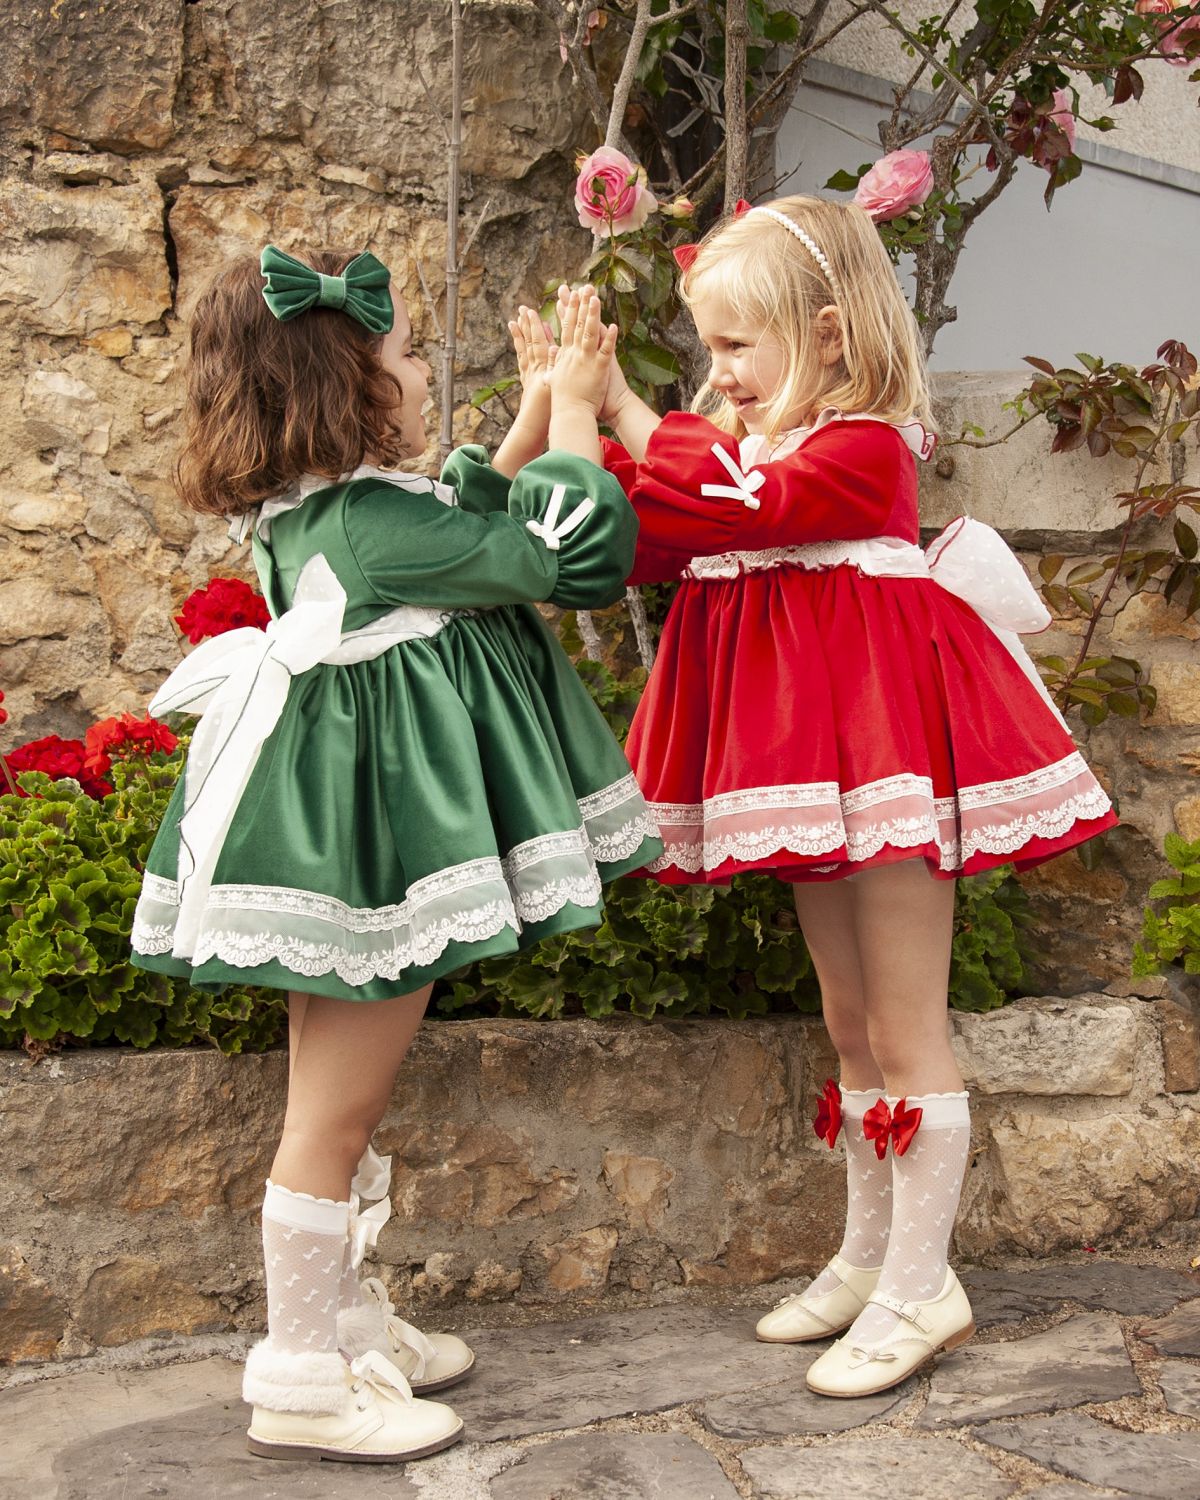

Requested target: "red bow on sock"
[
  {"left": 812, "top": 1078, "right": 842, "bottom": 1148},
  {"left": 670, "top": 201, "right": 753, "bottom": 272},
  {"left": 861, "top": 1097, "right": 923, "bottom": 1159}
]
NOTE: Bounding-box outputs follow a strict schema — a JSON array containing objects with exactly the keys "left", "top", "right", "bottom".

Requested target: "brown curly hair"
[{"left": 176, "top": 249, "right": 410, "bottom": 516}]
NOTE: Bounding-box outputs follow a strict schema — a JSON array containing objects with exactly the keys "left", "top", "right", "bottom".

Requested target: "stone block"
[
  {"left": 702, "top": 1365, "right": 913, "bottom": 1437},
  {"left": 740, "top": 1436, "right": 1016, "bottom": 1500},
  {"left": 1175, "top": 795, "right": 1200, "bottom": 842},
  {"left": 1112, "top": 591, "right": 1200, "bottom": 643},
  {"left": 542, "top": 1226, "right": 618, "bottom": 1295},
  {"left": 0, "top": 1246, "right": 65, "bottom": 1363},
  {"left": 959, "top": 1106, "right": 1200, "bottom": 1255},
  {"left": 1155, "top": 996, "right": 1200, "bottom": 1092},
  {"left": 919, "top": 1312, "right": 1138, "bottom": 1427},
  {"left": 0, "top": 0, "right": 184, "bottom": 151},
  {"left": 0, "top": 181, "right": 170, "bottom": 335},
  {"left": 961, "top": 1261, "right": 1200, "bottom": 1324},
  {"left": 75, "top": 1257, "right": 231, "bottom": 1347},
  {"left": 1159, "top": 1360, "right": 1200, "bottom": 1417},
  {"left": 953, "top": 998, "right": 1139, "bottom": 1096},
  {"left": 1139, "top": 1296, "right": 1200, "bottom": 1356},
  {"left": 977, "top": 1412, "right": 1200, "bottom": 1500},
  {"left": 490, "top": 1433, "right": 741, "bottom": 1500},
  {"left": 602, "top": 1150, "right": 675, "bottom": 1232},
  {"left": 21, "top": 369, "right": 114, "bottom": 457},
  {"left": 1150, "top": 661, "right": 1200, "bottom": 725}
]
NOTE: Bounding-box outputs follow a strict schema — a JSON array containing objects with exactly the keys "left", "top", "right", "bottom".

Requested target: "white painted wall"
[{"left": 774, "top": 65, "right": 1200, "bottom": 372}]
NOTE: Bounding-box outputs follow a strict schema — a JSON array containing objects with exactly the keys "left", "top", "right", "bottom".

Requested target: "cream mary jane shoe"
[
  {"left": 755, "top": 1254, "right": 882, "bottom": 1343},
  {"left": 338, "top": 1277, "right": 475, "bottom": 1395},
  {"left": 245, "top": 1346, "right": 463, "bottom": 1463},
  {"left": 805, "top": 1266, "right": 975, "bottom": 1397}
]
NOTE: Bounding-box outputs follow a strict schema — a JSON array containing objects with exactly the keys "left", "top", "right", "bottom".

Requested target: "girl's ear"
[{"left": 815, "top": 305, "right": 843, "bottom": 368}]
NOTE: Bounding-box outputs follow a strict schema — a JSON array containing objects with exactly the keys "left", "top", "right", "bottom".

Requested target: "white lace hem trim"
[
  {"left": 132, "top": 775, "right": 662, "bottom": 984},
  {"left": 644, "top": 752, "right": 1112, "bottom": 875}
]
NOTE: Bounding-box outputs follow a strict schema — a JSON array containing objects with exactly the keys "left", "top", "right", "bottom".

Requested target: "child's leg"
[
  {"left": 271, "top": 988, "right": 431, "bottom": 1200},
  {"left": 792, "top": 883, "right": 892, "bottom": 1283},
  {"left": 838, "top": 860, "right": 970, "bottom": 1343}
]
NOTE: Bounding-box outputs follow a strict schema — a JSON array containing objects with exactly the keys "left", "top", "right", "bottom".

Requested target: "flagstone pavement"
[{"left": 4, "top": 1256, "right": 1200, "bottom": 1499}]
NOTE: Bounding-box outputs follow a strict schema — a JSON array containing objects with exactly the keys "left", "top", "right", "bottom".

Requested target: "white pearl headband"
[{"left": 747, "top": 207, "right": 842, "bottom": 302}]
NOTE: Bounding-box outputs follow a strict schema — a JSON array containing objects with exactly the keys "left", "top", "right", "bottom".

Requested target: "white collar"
[
  {"left": 229, "top": 465, "right": 452, "bottom": 544},
  {"left": 740, "top": 408, "right": 936, "bottom": 468}
]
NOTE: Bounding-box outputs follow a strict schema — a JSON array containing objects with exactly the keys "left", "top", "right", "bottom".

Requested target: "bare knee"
[{"left": 821, "top": 988, "right": 875, "bottom": 1074}]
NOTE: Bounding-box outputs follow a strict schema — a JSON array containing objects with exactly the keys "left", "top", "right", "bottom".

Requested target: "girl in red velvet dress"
[{"left": 593, "top": 196, "right": 1116, "bottom": 1398}]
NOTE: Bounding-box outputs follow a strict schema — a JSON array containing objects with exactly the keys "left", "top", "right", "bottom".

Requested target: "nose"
[
  {"left": 709, "top": 354, "right": 736, "bottom": 389},
  {"left": 417, "top": 357, "right": 433, "bottom": 381}
]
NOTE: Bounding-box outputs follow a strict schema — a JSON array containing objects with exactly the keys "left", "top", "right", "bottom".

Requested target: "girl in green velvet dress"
[{"left": 130, "top": 247, "right": 660, "bottom": 1464}]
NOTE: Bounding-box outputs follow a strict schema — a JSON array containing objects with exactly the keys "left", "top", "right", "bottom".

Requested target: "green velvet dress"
[{"left": 131, "top": 447, "right": 662, "bottom": 1001}]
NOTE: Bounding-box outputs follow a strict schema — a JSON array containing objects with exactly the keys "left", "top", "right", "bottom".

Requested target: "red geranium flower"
[
  {"left": 83, "top": 713, "right": 178, "bottom": 779},
  {"left": 6, "top": 734, "right": 113, "bottom": 799},
  {"left": 0, "top": 689, "right": 8, "bottom": 728},
  {"left": 175, "top": 577, "right": 270, "bottom": 644}
]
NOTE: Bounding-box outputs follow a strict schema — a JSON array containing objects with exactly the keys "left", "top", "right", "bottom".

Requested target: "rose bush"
[{"left": 852, "top": 149, "right": 934, "bottom": 223}]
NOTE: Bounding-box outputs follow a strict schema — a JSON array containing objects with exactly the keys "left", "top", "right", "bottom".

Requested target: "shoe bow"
[
  {"left": 360, "top": 1277, "right": 440, "bottom": 1382},
  {"left": 348, "top": 1348, "right": 415, "bottom": 1405}
]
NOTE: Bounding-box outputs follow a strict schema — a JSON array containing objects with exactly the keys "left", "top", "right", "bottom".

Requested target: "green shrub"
[
  {"left": 1133, "top": 833, "right": 1200, "bottom": 977},
  {"left": 0, "top": 753, "right": 284, "bottom": 1055}
]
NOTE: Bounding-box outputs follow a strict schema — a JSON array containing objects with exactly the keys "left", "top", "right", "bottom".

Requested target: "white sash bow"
[{"left": 151, "top": 553, "right": 458, "bottom": 958}]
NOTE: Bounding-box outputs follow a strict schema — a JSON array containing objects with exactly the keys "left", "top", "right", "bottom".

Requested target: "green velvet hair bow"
[{"left": 259, "top": 245, "right": 394, "bottom": 334}]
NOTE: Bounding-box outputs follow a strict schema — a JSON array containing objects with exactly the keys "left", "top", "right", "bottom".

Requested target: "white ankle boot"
[
  {"left": 755, "top": 1254, "right": 881, "bottom": 1342},
  {"left": 244, "top": 1344, "right": 463, "bottom": 1463},
  {"left": 805, "top": 1266, "right": 975, "bottom": 1397},
  {"left": 339, "top": 1277, "right": 475, "bottom": 1394}
]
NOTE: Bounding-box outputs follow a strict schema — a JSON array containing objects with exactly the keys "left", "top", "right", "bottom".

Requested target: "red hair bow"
[
  {"left": 812, "top": 1078, "right": 842, "bottom": 1148},
  {"left": 672, "top": 243, "right": 699, "bottom": 271},
  {"left": 671, "top": 201, "right": 753, "bottom": 272},
  {"left": 862, "top": 1097, "right": 923, "bottom": 1159}
]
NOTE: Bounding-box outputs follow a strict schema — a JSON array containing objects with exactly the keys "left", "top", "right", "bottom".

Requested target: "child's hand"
[
  {"left": 555, "top": 283, "right": 629, "bottom": 426},
  {"left": 509, "top": 305, "right": 554, "bottom": 409},
  {"left": 548, "top": 288, "right": 617, "bottom": 413}
]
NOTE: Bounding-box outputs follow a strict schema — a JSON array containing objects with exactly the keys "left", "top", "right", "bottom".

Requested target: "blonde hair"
[{"left": 680, "top": 194, "right": 934, "bottom": 441}]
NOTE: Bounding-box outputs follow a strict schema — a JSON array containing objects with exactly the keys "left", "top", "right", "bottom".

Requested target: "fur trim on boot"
[
  {"left": 242, "top": 1340, "right": 349, "bottom": 1414},
  {"left": 337, "top": 1300, "right": 391, "bottom": 1361}
]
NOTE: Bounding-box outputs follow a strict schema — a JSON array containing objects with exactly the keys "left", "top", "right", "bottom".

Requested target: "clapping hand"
[{"left": 547, "top": 287, "right": 618, "bottom": 414}]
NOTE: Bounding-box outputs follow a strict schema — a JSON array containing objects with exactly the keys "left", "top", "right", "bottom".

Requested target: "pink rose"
[
  {"left": 1137, "top": 0, "right": 1200, "bottom": 64},
  {"left": 852, "top": 149, "right": 934, "bottom": 223},
  {"left": 1048, "top": 88, "right": 1076, "bottom": 150},
  {"left": 574, "top": 147, "right": 658, "bottom": 237}
]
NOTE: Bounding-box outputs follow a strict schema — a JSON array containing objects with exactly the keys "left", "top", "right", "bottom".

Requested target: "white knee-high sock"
[
  {"left": 849, "top": 1091, "right": 971, "bottom": 1345},
  {"left": 260, "top": 1180, "right": 350, "bottom": 1355},
  {"left": 808, "top": 1085, "right": 893, "bottom": 1295}
]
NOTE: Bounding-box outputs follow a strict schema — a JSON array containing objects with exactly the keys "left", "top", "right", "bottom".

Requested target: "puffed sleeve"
[
  {"left": 626, "top": 412, "right": 910, "bottom": 553},
  {"left": 602, "top": 435, "right": 694, "bottom": 585},
  {"left": 344, "top": 479, "right": 560, "bottom": 609},
  {"left": 439, "top": 444, "right": 511, "bottom": 516},
  {"left": 505, "top": 451, "right": 638, "bottom": 609}
]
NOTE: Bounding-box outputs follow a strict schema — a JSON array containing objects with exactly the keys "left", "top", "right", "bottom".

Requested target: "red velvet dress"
[{"left": 605, "top": 410, "right": 1117, "bottom": 885}]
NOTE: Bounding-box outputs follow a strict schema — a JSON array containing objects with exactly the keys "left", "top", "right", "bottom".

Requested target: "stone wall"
[
  {"left": 0, "top": 0, "right": 590, "bottom": 742},
  {"left": 2, "top": 1001, "right": 1197, "bottom": 1365}
]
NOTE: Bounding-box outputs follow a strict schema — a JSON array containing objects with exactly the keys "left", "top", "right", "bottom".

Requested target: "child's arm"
[
  {"left": 492, "top": 306, "right": 555, "bottom": 480},
  {"left": 602, "top": 355, "right": 662, "bottom": 463},
  {"left": 617, "top": 413, "right": 905, "bottom": 557}
]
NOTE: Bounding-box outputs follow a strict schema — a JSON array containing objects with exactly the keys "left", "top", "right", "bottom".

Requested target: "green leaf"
[{"left": 624, "top": 343, "right": 680, "bottom": 386}]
